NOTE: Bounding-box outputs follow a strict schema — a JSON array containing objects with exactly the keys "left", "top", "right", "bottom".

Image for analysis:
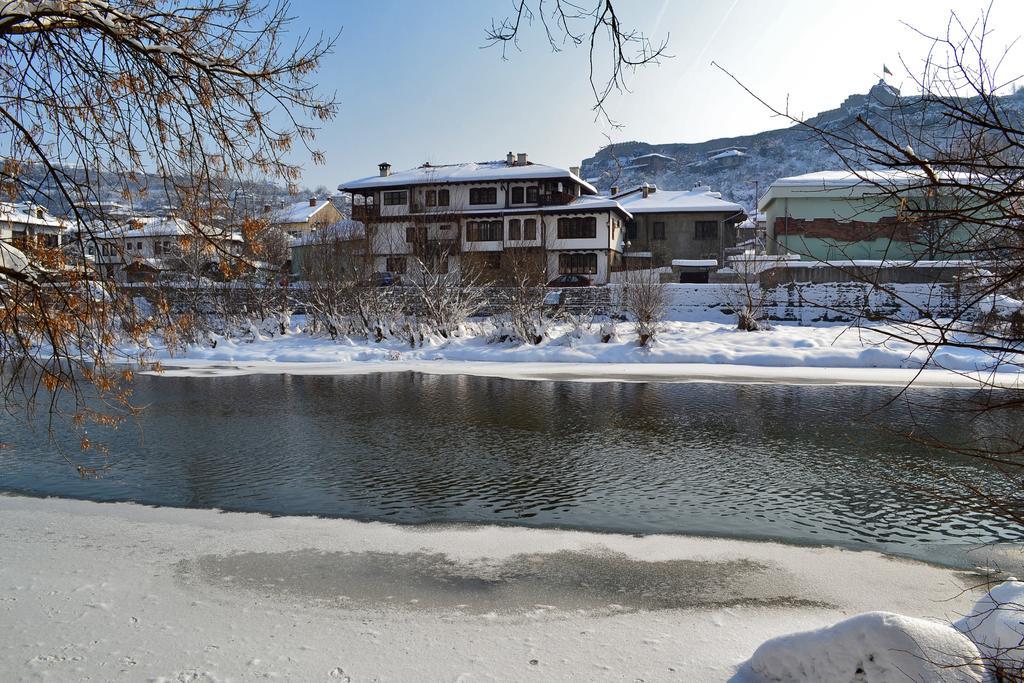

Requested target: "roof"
[
  {"left": 672, "top": 259, "right": 718, "bottom": 267},
  {"left": 0, "top": 203, "right": 71, "bottom": 231},
  {"left": 339, "top": 160, "right": 598, "bottom": 195},
  {"left": 630, "top": 152, "right": 675, "bottom": 163},
  {"left": 757, "top": 169, "right": 980, "bottom": 210},
  {"left": 92, "top": 216, "right": 241, "bottom": 241},
  {"left": 708, "top": 149, "right": 747, "bottom": 161},
  {"left": 612, "top": 186, "right": 746, "bottom": 216},
  {"left": 266, "top": 199, "right": 334, "bottom": 225}
]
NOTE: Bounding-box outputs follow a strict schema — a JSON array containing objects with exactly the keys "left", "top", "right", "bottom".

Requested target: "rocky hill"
[{"left": 580, "top": 81, "right": 1024, "bottom": 212}]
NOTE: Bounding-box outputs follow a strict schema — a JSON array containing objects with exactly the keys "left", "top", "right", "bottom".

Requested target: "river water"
[{"left": 2, "top": 372, "right": 1021, "bottom": 566}]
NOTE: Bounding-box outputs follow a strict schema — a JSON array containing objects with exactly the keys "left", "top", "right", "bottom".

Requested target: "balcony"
[
  {"left": 538, "top": 191, "right": 576, "bottom": 207},
  {"left": 352, "top": 204, "right": 380, "bottom": 222}
]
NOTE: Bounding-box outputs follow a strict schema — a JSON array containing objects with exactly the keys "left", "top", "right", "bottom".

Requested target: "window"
[
  {"left": 406, "top": 226, "right": 427, "bottom": 243},
  {"left": 382, "top": 190, "right": 407, "bottom": 206},
  {"left": 508, "top": 218, "right": 521, "bottom": 241},
  {"left": 425, "top": 190, "right": 436, "bottom": 207},
  {"left": 137, "top": 241, "right": 142, "bottom": 251},
  {"left": 653, "top": 221, "right": 666, "bottom": 241},
  {"left": 511, "top": 187, "right": 525, "bottom": 204},
  {"left": 559, "top": 252, "right": 598, "bottom": 275},
  {"left": 469, "top": 187, "right": 497, "bottom": 205},
  {"left": 525, "top": 186, "right": 539, "bottom": 203},
  {"left": 439, "top": 224, "right": 451, "bottom": 232},
  {"left": 466, "top": 220, "right": 502, "bottom": 242},
  {"left": 87, "top": 246, "right": 95, "bottom": 256},
  {"left": 386, "top": 256, "right": 407, "bottom": 273},
  {"left": 437, "top": 189, "right": 450, "bottom": 206},
  {"left": 557, "top": 216, "right": 597, "bottom": 239},
  {"left": 126, "top": 241, "right": 133, "bottom": 250},
  {"left": 523, "top": 218, "right": 537, "bottom": 240},
  {"left": 694, "top": 220, "right": 718, "bottom": 241}
]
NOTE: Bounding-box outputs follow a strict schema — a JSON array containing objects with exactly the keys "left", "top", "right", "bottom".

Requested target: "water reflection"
[{"left": 1, "top": 372, "right": 1021, "bottom": 565}]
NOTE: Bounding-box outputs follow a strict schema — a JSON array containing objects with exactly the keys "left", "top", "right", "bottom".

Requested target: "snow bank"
[
  {"left": 747, "top": 611, "right": 988, "bottom": 682},
  {"left": 956, "top": 580, "right": 1024, "bottom": 675}
]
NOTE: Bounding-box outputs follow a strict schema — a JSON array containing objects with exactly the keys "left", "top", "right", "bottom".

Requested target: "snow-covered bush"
[
  {"left": 956, "top": 580, "right": 1024, "bottom": 678},
  {"left": 747, "top": 611, "right": 988, "bottom": 682},
  {"left": 620, "top": 267, "right": 667, "bottom": 346}
]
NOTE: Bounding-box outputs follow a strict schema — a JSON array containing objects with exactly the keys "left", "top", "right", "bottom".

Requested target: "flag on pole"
[{"left": 883, "top": 64, "right": 893, "bottom": 76}]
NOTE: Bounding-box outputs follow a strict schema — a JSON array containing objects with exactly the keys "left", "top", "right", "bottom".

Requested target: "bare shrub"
[{"left": 620, "top": 267, "right": 667, "bottom": 346}]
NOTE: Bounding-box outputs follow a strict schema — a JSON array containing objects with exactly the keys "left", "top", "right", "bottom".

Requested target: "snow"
[
  {"left": 340, "top": 159, "right": 598, "bottom": 195},
  {"left": 0, "top": 494, "right": 991, "bottom": 682},
  {"left": 710, "top": 149, "right": 747, "bottom": 160},
  {"left": 767, "top": 169, "right": 976, "bottom": 189},
  {"left": 955, "top": 580, "right": 1024, "bottom": 672},
  {"left": 459, "top": 193, "right": 629, "bottom": 215},
  {"left": 614, "top": 186, "right": 745, "bottom": 214},
  {"left": 141, "top": 317, "right": 1024, "bottom": 389},
  {"left": 266, "top": 199, "right": 332, "bottom": 225},
  {"left": 745, "top": 612, "right": 987, "bottom": 682}
]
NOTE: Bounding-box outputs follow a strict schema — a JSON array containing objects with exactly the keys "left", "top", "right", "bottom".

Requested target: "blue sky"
[{"left": 285, "top": 0, "right": 1024, "bottom": 190}]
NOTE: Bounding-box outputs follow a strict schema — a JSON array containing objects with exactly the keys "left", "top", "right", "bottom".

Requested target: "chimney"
[
  {"left": 610, "top": 185, "right": 618, "bottom": 196},
  {"left": 309, "top": 196, "right": 317, "bottom": 207},
  {"left": 569, "top": 165, "right": 580, "bottom": 177},
  {"left": 378, "top": 162, "right": 391, "bottom": 177},
  {"left": 506, "top": 151, "right": 515, "bottom": 166},
  {"left": 516, "top": 152, "right": 528, "bottom": 166},
  {"left": 641, "top": 183, "right": 650, "bottom": 199}
]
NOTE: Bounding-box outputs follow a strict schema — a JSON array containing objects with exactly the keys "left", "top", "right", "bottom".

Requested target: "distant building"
[
  {"left": 0, "top": 202, "right": 70, "bottom": 250},
  {"left": 87, "top": 216, "right": 243, "bottom": 282},
  {"left": 627, "top": 152, "right": 675, "bottom": 174},
  {"left": 264, "top": 197, "right": 343, "bottom": 241},
  {"left": 611, "top": 184, "right": 746, "bottom": 275},
  {"left": 758, "top": 170, "right": 985, "bottom": 261}
]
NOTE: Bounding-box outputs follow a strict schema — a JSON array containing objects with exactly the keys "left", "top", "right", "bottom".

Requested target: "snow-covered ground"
[
  {"left": 0, "top": 495, "right": 997, "bottom": 682},
  {"left": 145, "top": 318, "right": 1024, "bottom": 388}
]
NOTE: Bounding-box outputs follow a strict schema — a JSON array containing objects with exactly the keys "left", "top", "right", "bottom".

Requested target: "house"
[
  {"left": 758, "top": 170, "right": 986, "bottom": 261},
  {"left": 289, "top": 219, "right": 367, "bottom": 278},
  {"left": 0, "top": 202, "right": 71, "bottom": 250},
  {"left": 264, "top": 197, "right": 343, "bottom": 241},
  {"left": 86, "top": 216, "right": 243, "bottom": 282},
  {"left": 337, "top": 153, "right": 632, "bottom": 285},
  {"left": 611, "top": 184, "right": 746, "bottom": 274},
  {"left": 627, "top": 152, "right": 675, "bottom": 174}
]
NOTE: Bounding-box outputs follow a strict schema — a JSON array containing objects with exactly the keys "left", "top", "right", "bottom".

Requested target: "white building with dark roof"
[{"left": 336, "top": 153, "right": 632, "bottom": 284}]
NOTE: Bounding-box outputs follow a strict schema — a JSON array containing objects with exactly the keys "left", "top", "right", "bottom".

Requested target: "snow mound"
[
  {"left": 747, "top": 611, "right": 987, "bottom": 682},
  {"left": 955, "top": 580, "right": 1024, "bottom": 675}
]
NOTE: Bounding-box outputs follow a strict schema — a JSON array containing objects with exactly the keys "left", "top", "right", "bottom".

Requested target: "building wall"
[
  {"left": 764, "top": 194, "right": 980, "bottom": 261},
  {"left": 628, "top": 211, "right": 739, "bottom": 265}
]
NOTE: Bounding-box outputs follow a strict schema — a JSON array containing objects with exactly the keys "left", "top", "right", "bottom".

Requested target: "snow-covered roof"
[
  {"left": 339, "top": 160, "right": 598, "bottom": 195},
  {"left": 758, "top": 169, "right": 981, "bottom": 210},
  {"left": 708, "top": 149, "right": 746, "bottom": 161},
  {"left": 266, "top": 199, "right": 333, "bottom": 225},
  {"left": 0, "top": 202, "right": 71, "bottom": 231},
  {"left": 92, "top": 216, "right": 241, "bottom": 241},
  {"left": 612, "top": 186, "right": 745, "bottom": 215},
  {"left": 630, "top": 152, "right": 675, "bottom": 163},
  {"left": 292, "top": 219, "right": 366, "bottom": 246}
]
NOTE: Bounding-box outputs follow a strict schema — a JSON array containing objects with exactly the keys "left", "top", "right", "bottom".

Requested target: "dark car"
[
  {"left": 546, "top": 274, "right": 592, "bottom": 288},
  {"left": 366, "top": 271, "right": 400, "bottom": 287}
]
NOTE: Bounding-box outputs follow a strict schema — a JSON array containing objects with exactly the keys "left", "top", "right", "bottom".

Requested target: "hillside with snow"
[{"left": 581, "top": 81, "right": 1024, "bottom": 211}]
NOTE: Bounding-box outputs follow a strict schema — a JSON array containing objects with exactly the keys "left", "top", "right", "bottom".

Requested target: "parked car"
[
  {"left": 365, "top": 271, "right": 400, "bottom": 287},
  {"left": 546, "top": 274, "right": 592, "bottom": 288}
]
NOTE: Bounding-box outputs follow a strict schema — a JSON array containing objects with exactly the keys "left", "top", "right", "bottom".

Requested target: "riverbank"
[
  {"left": 0, "top": 495, "right": 997, "bottom": 681},
  {"left": 146, "top": 318, "right": 1024, "bottom": 388}
]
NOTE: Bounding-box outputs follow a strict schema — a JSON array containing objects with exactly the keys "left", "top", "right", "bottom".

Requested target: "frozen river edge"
[{"left": 0, "top": 495, "right": 1004, "bottom": 682}]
